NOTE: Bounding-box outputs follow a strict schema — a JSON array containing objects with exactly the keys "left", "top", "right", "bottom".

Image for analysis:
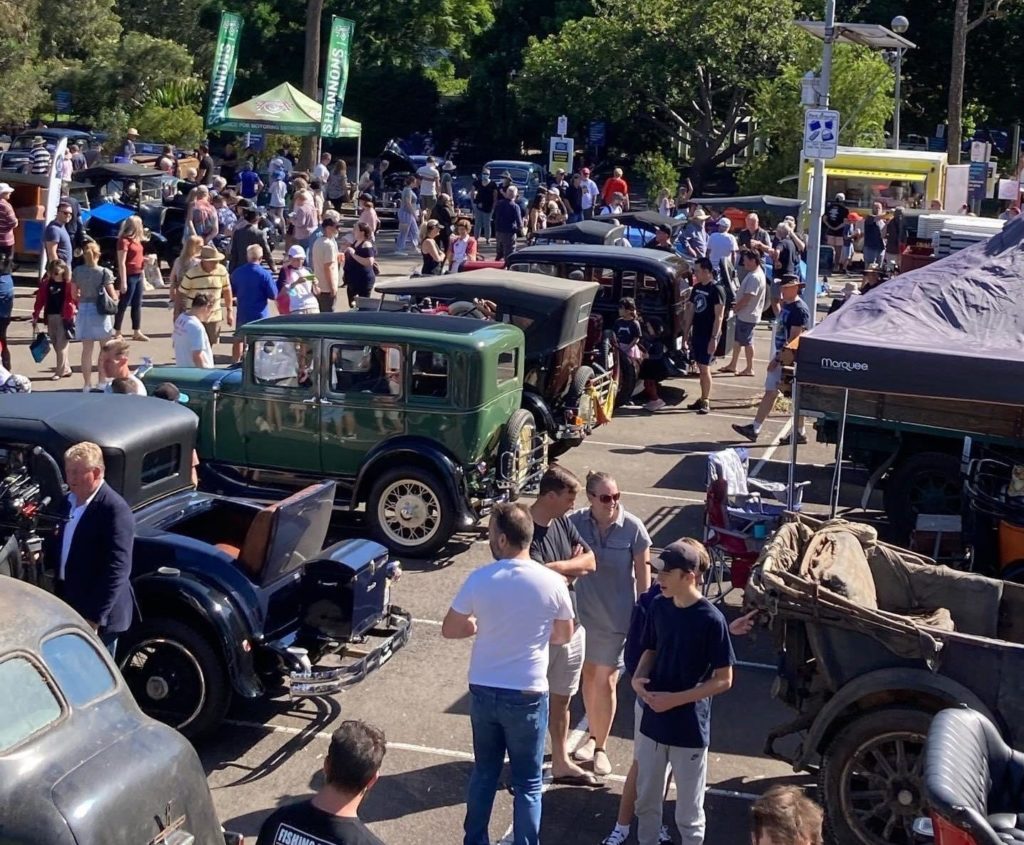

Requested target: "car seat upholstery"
[
  {"left": 216, "top": 502, "right": 279, "bottom": 581},
  {"left": 925, "top": 708, "right": 1024, "bottom": 845}
]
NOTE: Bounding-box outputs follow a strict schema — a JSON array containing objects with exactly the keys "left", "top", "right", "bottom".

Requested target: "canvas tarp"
[
  {"left": 209, "top": 82, "right": 361, "bottom": 138},
  {"left": 688, "top": 195, "right": 806, "bottom": 216},
  {"left": 796, "top": 216, "right": 1024, "bottom": 404}
]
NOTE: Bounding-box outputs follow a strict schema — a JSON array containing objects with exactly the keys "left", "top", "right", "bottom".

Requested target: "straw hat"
[
  {"left": 199, "top": 244, "right": 225, "bottom": 262},
  {"left": 689, "top": 208, "right": 709, "bottom": 222},
  {"left": 127, "top": 128, "right": 139, "bottom": 137}
]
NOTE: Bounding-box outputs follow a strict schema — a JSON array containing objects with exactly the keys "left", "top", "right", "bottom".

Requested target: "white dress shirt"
[{"left": 60, "top": 483, "right": 102, "bottom": 580}]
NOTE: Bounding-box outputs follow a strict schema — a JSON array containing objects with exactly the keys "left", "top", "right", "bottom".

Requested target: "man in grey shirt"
[{"left": 719, "top": 250, "right": 766, "bottom": 377}]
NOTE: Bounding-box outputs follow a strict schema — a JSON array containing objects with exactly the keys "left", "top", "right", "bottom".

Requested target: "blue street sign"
[
  {"left": 588, "top": 120, "right": 606, "bottom": 147},
  {"left": 968, "top": 161, "right": 988, "bottom": 203},
  {"left": 55, "top": 90, "right": 72, "bottom": 113}
]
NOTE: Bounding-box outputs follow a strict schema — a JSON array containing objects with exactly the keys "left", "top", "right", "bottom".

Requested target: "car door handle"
[{"left": 303, "top": 397, "right": 319, "bottom": 405}]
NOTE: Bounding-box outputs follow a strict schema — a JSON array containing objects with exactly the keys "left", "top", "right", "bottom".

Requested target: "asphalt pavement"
[{"left": 8, "top": 238, "right": 871, "bottom": 845}]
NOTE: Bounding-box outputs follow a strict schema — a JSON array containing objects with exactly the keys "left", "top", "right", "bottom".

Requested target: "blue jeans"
[
  {"left": 465, "top": 684, "right": 549, "bottom": 845},
  {"left": 114, "top": 272, "right": 143, "bottom": 333},
  {"left": 567, "top": 212, "right": 583, "bottom": 224}
]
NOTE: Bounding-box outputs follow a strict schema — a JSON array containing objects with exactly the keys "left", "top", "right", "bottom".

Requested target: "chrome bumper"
[{"left": 288, "top": 606, "right": 412, "bottom": 696}]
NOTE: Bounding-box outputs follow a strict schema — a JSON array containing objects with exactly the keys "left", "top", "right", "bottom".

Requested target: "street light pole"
[
  {"left": 802, "top": 0, "right": 836, "bottom": 326},
  {"left": 890, "top": 16, "right": 909, "bottom": 151}
]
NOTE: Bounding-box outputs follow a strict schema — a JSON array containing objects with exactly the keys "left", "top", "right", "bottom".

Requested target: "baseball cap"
[
  {"left": 652, "top": 540, "right": 703, "bottom": 573},
  {"left": 717, "top": 217, "right": 731, "bottom": 229},
  {"left": 835, "top": 192, "right": 846, "bottom": 201},
  {"left": 654, "top": 223, "right": 672, "bottom": 235},
  {"left": 152, "top": 382, "right": 190, "bottom": 404},
  {"left": 581, "top": 167, "right": 591, "bottom": 176},
  {"left": 779, "top": 273, "right": 803, "bottom": 286},
  {"left": 287, "top": 244, "right": 307, "bottom": 259}
]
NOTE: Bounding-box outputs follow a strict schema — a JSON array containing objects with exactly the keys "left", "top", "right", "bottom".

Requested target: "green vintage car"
[{"left": 144, "top": 311, "right": 545, "bottom": 558}]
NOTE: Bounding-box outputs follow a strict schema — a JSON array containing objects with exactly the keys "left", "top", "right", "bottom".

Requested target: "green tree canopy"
[
  {"left": 0, "top": 0, "right": 48, "bottom": 123},
  {"left": 739, "top": 36, "right": 894, "bottom": 195}
]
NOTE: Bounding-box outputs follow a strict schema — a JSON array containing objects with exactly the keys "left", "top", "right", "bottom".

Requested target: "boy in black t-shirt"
[
  {"left": 632, "top": 540, "right": 735, "bottom": 845},
  {"left": 682, "top": 258, "right": 725, "bottom": 415},
  {"left": 256, "top": 720, "right": 388, "bottom": 845}
]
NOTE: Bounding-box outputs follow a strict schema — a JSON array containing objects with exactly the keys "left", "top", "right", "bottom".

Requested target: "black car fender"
[
  {"left": 795, "top": 667, "right": 998, "bottom": 769},
  {"left": 352, "top": 437, "right": 472, "bottom": 520},
  {"left": 520, "top": 389, "right": 556, "bottom": 435},
  {"left": 132, "top": 571, "right": 263, "bottom": 699}
]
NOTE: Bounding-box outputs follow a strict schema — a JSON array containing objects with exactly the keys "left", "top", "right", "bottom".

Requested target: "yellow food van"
[{"left": 798, "top": 146, "right": 948, "bottom": 223}]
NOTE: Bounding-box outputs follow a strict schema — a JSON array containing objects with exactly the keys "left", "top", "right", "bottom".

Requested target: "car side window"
[
  {"left": 0, "top": 656, "right": 62, "bottom": 752},
  {"left": 329, "top": 344, "right": 402, "bottom": 397},
  {"left": 497, "top": 349, "right": 518, "bottom": 383},
  {"left": 253, "top": 339, "right": 317, "bottom": 391},
  {"left": 41, "top": 632, "right": 116, "bottom": 707},
  {"left": 410, "top": 350, "right": 449, "bottom": 399},
  {"left": 620, "top": 269, "right": 639, "bottom": 298}
]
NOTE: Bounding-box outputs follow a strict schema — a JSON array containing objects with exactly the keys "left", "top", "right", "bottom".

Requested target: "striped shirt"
[
  {"left": 30, "top": 146, "right": 52, "bottom": 175},
  {"left": 179, "top": 264, "right": 228, "bottom": 322}
]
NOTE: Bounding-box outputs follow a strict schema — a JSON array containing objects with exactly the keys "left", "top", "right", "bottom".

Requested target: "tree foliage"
[
  {"left": 515, "top": 0, "right": 799, "bottom": 184},
  {"left": 133, "top": 103, "right": 205, "bottom": 147},
  {"left": 0, "top": 0, "right": 49, "bottom": 123},
  {"left": 40, "top": 0, "right": 121, "bottom": 62},
  {"left": 739, "top": 36, "right": 893, "bottom": 195}
]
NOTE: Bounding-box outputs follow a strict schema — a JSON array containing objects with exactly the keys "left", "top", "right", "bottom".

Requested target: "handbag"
[
  {"left": 30, "top": 332, "right": 51, "bottom": 363},
  {"left": 97, "top": 288, "right": 118, "bottom": 316}
]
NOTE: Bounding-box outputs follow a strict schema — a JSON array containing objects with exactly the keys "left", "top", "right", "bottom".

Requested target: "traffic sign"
[
  {"left": 557, "top": 115, "right": 568, "bottom": 137},
  {"left": 588, "top": 121, "right": 606, "bottom": 148},
  {"left": 54, "top": 90, "right": 72, "bottom": 114},
  {"left": 804, "top": 108, "right": 840, "bottom": 160}
]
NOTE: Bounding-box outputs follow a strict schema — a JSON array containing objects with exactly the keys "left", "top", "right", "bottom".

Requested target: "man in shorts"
[
  {"left": 682, "top": 257, "right": 724, "bottom": 415},
  {"left": 529, "top": 466, "right": 599, "bottom": 786},
  {"left": 719, "top": 250, "right": 766, "bottom": 377},
  {"left": 732, "top": 274, "right": 811, "bottom": 445}
]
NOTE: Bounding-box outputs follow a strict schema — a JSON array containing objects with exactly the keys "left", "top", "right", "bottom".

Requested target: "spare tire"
[
  {"left": 499, "top": 409, "right": 540, "bottom": 498},
  {"left": 566, "top": 365, "right": 595, "bottom": 405},
  {"left": 883, "top": 451, "right": 962, "bottom": 540}
]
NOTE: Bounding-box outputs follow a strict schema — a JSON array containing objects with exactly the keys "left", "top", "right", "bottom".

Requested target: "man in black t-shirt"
[
  {"left": 529, "top": 465, "right": 598, "bottom": 786},
  {"left": 770, "top": 221, "right": 800, "bottom": 316},
  {"left": 471, "top": 168, "right": 500, "bottom": 244},
  {"left": 682, "top": 257, "right": 725, "bottom": 415},
  {"left": 823, "top": 192, "right": 849, "bottom": 267},
  {"left": 256, "top": 720, "right": 388, "bottom": 845}
]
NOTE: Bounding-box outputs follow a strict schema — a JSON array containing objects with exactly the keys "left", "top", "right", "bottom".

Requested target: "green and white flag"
[
  {"left": 320, "top": 17, "right": 355, "bottom": 138},
  {"left": 205, "top": 11, "right": 243, "bottom": 128}
]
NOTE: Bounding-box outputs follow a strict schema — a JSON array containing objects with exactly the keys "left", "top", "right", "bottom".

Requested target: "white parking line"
[{"left": 222, "top": 718, "right": 762, "bottom": 802}]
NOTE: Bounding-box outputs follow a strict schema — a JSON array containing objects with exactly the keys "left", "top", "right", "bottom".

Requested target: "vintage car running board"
[{"left": 289, "top": 607, "right": 412, "bottom": 697}]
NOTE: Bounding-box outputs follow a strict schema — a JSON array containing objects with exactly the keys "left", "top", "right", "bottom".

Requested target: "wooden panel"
[{"left": 801, "top": 383, "right": 1024, "bottom": 441}]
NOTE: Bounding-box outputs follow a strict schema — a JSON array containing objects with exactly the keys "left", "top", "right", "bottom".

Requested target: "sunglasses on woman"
[{"left": 590, "top": 491, "right": 621, "bottom": 504}]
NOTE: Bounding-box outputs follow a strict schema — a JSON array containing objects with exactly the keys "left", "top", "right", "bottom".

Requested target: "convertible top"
[
  {"left": 375, "top": 269, "right": 600, "bottom": 351},
  {"left": 508, "top": 244, "right": 690, "bottom": 277},
  {"left": 74, "top": 163, "right": 165, "bottom": 182},
  {"left": 531, "top": 220, "right": 622, "bottom": 245},
  {"left": 0, "top": 394, "right": 197, "bottom": 507},
  {"left": 594, "top": 211, "right": 686, "bottom": 232}
]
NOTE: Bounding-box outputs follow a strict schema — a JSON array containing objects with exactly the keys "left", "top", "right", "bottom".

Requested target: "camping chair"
[{"left": 702, "top": 448, "right": 809, "bottom": 602}]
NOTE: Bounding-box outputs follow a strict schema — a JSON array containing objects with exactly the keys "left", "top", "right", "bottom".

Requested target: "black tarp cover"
[
  {"left": 796, "top": 217, "right": 1024, "bottom": 404},
  {"left": 687, "top": 195, "right": 806, "bottom": 216}
]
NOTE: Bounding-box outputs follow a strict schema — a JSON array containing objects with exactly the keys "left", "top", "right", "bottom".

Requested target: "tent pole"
[
  {"left": 828, "top": 389, "right": 849, "bottom": 518},
  {"left": 787, "top": 381, "right": 801, "bottom": 510},
  {"left": 355, "top": 132, "right": 362, "bottom": 193}
]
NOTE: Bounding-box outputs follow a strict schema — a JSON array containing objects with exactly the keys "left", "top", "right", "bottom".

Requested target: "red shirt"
[
  {"left": 119, "top": 237, "right": 145, "bottom": 274},
  {"left": 602, "top": 176, "right": 629, "bottom": 203},
  {"left": 0, "top": 198, "right": 16, "bottom": 247}
]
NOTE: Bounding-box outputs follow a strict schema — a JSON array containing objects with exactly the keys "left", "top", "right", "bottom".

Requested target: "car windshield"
[
  {"left": 0, "top": 656, "right": 62, "bottom": 751},
  {"left": 9, "top": 136, "right": 44, "bottom": 151},
  {"left": 99, "top": 176, "right": 164, "bottom": 204}
]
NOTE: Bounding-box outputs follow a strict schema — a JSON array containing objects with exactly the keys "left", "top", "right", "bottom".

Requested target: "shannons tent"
[
  {"left": 796, "top": 216, "right": 1024, "bottom": 405},
  {"left": 208, "top": 82, "right": 362, "bottom": 173}
]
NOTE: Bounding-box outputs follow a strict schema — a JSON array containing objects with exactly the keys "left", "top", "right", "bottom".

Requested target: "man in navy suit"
[{"left": 58, "top": 441, "right": 135, "bottom": 656}]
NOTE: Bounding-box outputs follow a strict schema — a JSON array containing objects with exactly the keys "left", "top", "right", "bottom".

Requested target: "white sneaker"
[
  {"left": 601, "top": 828, "right": 629, "bottom": 845},
  {"left": 659, "top": 825, "right": 672, "bottom": 844},
  {"left": 644, "top": 398, "right": 666, "bottom": 412}
]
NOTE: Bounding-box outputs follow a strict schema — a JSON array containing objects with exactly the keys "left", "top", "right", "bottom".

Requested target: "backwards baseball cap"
[{"left": 652, "top": 540, "right": 703, "bottom": 573}]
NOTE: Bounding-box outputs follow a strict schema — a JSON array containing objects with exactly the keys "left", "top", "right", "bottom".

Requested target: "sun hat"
[
  {"left": 199, "top": 244, "right": 225, "bottom": 261},
  {"left": 127, "top": 128, "right": 139, "bottom": 137},
  {"left": 32, "top": 136, "right": 45, "bottom": 146},
  {"left": 287, "top": 244, "right": 307, "bottom": 259},
  {"left": 442, "top": 160, "right": 457, "bottom": 171},
  {"left": 0, "top": 183, "right": 13, "bottom": 196},
  {"left": 690, "top": 208, "right": 709, "bottom": 221}
]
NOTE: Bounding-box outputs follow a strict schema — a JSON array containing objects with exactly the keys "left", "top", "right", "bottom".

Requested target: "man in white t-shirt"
[
  {"left": 312, "top": 152, "right": 331, "bottom": 185},
  {"left": 173, "top": 293, "right": 215, "bottom": 368},
  {"left": 416, "top": 156, "right": 440, "bottom": 213},
  {"left": 707, "top": 217, "right": 739, "bottom": 268},
  {"left": 580, "top": 167, "right": 600, "bottom": 218},
  {"left": 720, "top": 250, "right": 767, "bottom": 377},
  {"left": 310, "top": 212, "right": 341, "bottom": 312},
  {"left": 443, "top": 502, "right": 574, "bottom": 845}
]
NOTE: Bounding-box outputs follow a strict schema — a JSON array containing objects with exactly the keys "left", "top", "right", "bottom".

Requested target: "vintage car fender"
[
  {"left": 520, "top": 389, "right": 556, "bottom": 435},
  {"left": 131, "top": 570, "right": 263, "bottom": 699},
  {"left": 352, "top": 436, "right": 474, "bottom": 522},
  {"left": 795, "top": 666, "right": 998, "bottom": 769}
]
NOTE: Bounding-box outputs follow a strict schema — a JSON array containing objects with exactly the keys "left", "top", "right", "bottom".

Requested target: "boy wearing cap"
[
  {"left": 632, "top": 539, "right": 735, "bottom": 845},
  {"left": 732, "top": 274, "right": 811, "bottom": 444}
]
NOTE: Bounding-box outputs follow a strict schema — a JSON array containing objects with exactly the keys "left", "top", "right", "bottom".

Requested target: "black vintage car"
[
  {"left": 0, "top": 394, "right": 410, "bottom": 738},
  {"left": 0, "top": 577, "right": 241, "bottom": 845},
  {"left": 368, "top": 270, "right": 617, "bottom": 456},
  {"left": 74, "top": 163, "right": 186, "bottom": 268},
  {"left": 528, "top": 219, "right": 626, "bottom": 246},
  {"left": 593, "top": 210, "right": 687, "bottom": 249},
  {"left": 505, "top": 245, "right": 692, "bottom": 400}
]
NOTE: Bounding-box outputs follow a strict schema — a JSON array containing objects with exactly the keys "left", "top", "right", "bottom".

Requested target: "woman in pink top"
[{"left": 0, "top": 183, "right": 18, "bottom": 265}]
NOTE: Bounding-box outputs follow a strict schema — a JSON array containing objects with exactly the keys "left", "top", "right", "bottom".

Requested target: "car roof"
[
  {"left": 509, "top": 244, "right": 690, "bottom": 270},
  {"left": 377, "top": 269, "right": 599, "bottom": 301},
  {"left": 0, "top": 578, "right": 85, "bottom": 648},
  {"left": 1, "top": 394, "right": 197, "bottom": 453},
  {"left": 243, "top": 310, "right": 524, "bottom": 347},
  {"left": 15, "top": 128, "right": 92, "bottom": 140},
  {"left": 594, "top": 211, "right": 686, "bottom": 231},
  {"left": 485, "top": 160, "right": 540, "bottom": 170}
]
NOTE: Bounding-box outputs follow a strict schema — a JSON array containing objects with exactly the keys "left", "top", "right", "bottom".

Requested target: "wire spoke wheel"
[
  {"left": 120, "top": 637, "right": 207, "bottom": 731},
  {"left": 378, "top": 479, "right": 442, "bottom": 545}
]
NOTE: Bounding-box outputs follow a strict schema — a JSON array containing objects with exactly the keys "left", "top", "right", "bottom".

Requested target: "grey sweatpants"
[{"left": 634, "top": 730, "right": 708, "bottom": 845}]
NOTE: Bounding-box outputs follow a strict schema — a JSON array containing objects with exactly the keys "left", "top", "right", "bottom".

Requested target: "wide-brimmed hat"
[
  {"left": 442, "top": 160, "right": 457, "bottom": 171},
  {"left": 689, "top": 208, "right": 709, "bottom": 221},
  {"left": 127, "top": 128, "right": 139, "bottom": 137},
  {"left": 32, "top": 136, "right": 45, "bottom": 146},
  {"left": 0, "top": 183, "right": 13, "bottom": 196},
  {"left": 199, "top": 245, "right": 224, "bottom": 262}
]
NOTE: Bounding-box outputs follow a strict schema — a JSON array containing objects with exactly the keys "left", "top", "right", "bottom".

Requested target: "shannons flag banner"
[
  {"left": 205, "top": 11, "right": 243, "bottom": 128},
  {"left": 320, "top": 17, "right": 355, "bottom": 138}
]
